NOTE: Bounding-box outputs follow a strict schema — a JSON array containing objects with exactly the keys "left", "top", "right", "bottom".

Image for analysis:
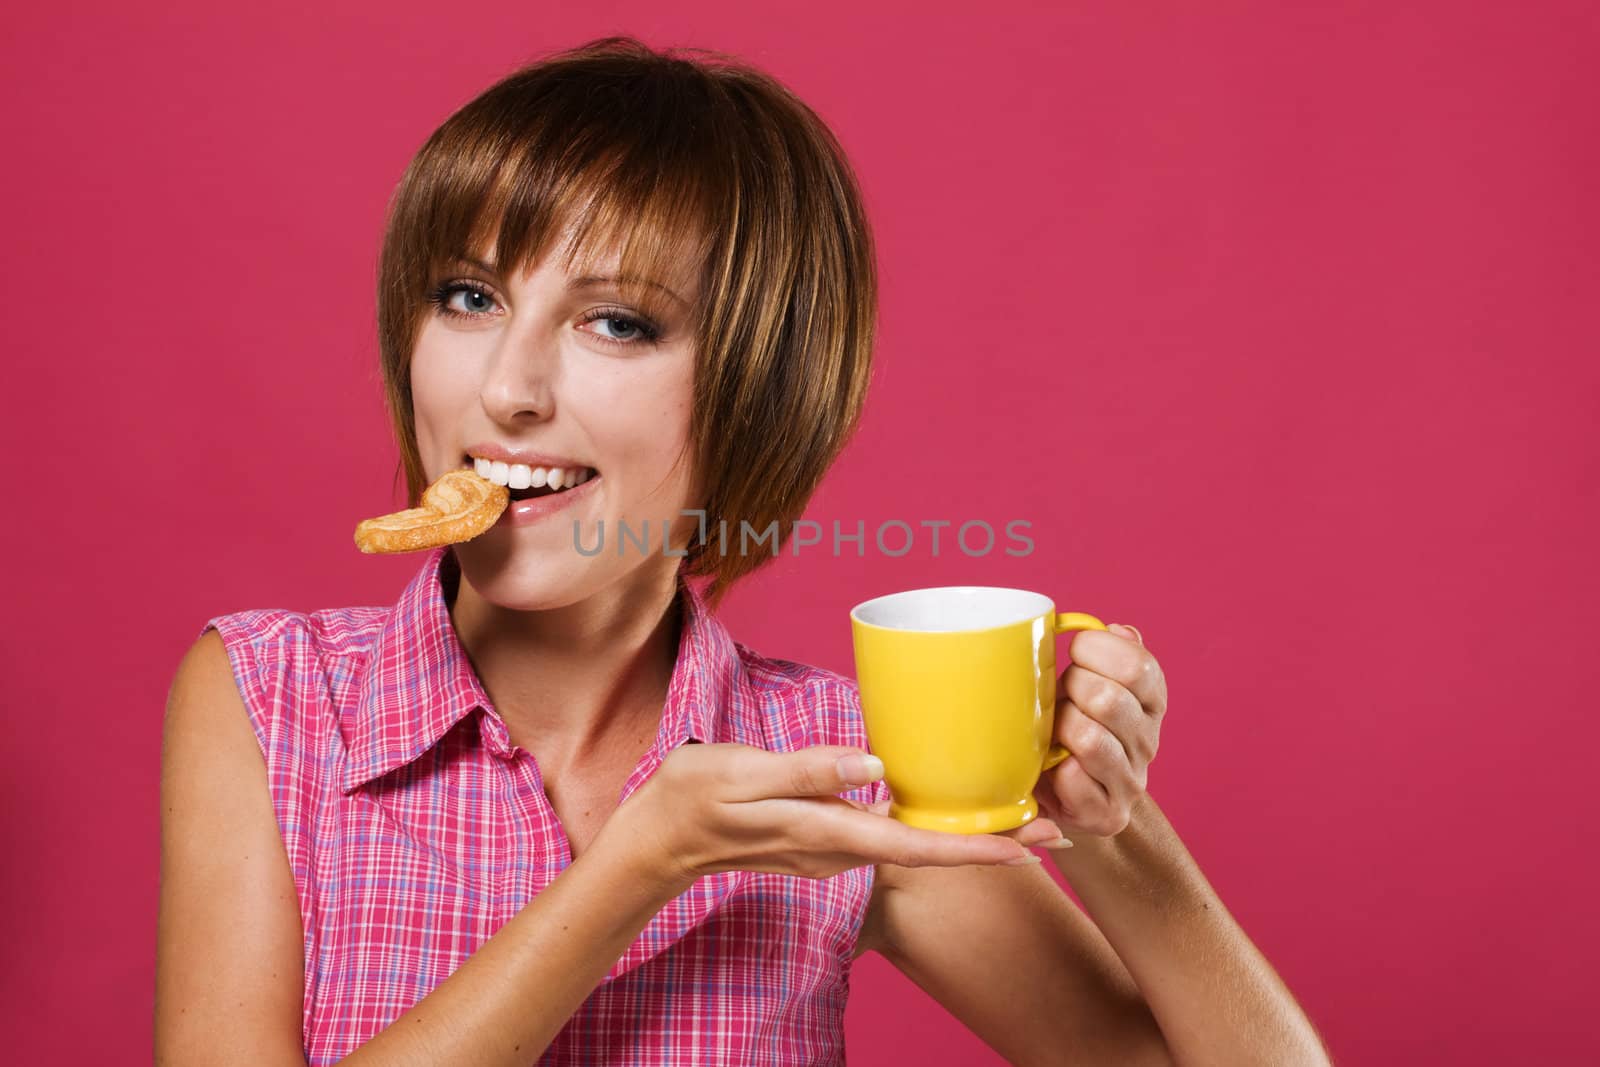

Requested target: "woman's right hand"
[{"left": 609, "top": 742, "right": 1065, "bottom": 896}]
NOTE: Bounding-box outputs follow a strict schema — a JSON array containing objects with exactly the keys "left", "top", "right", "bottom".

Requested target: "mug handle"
[{"left": 1042, "top": 612, "right": 1109, "bottom": 771}]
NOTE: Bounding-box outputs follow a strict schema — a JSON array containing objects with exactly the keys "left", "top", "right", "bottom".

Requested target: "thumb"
[
  {"left": 752, "top": 746, "right": 887, "bottom": 800},
  {"left": 832, "top": 749, "right": 887, "bottom": 789},
  {"left": 1109, "top": 623, "right": 1144, "bottom": 646}
]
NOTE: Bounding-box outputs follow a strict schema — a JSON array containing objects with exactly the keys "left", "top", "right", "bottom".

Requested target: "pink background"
[{"left": 4, "top": 2, "right": 1596, "bottom": 1062}]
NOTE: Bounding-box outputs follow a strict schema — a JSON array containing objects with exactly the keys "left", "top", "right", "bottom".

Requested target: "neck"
[{"left": 446, "top": 554, "right": 684, "bottom": 771}]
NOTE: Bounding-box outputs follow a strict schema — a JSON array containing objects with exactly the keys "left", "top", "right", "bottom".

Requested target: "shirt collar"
[{"left": 340, "top": 546, "right": 734, "bottom": 794}]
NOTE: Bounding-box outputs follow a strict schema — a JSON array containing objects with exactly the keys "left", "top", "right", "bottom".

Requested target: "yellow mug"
[{"left": 849, "top": 586, "right": 1107, "bottom": 834}]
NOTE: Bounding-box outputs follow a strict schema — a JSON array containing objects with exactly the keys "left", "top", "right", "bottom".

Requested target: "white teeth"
[{"left": 467, "top": 457, "right": 593, "bottom": 491}]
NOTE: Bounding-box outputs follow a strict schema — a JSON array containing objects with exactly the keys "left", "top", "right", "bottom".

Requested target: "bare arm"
[
  {"left": 1043, "top": 792, "right": 1331, "bottom": 1066},
  {"left": 156, "top": 631, "right": 307, "bottom": 1065},
  {"left": 155, "top": 630, "right": 687, "bottom": 1066},
  {"left": 859, "top": 859, "right": 1172, "bottom": 1066},
  {"left": 859, "top": 793, "right": 1332, "bottom": 1066},
  {"left": 335, "top": 805, "right": 683, "bottom": 1064}
]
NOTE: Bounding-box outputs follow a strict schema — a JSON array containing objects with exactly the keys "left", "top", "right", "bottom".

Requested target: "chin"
[{"left": 453, "top": 539, "right": 607, "bottom": 610}]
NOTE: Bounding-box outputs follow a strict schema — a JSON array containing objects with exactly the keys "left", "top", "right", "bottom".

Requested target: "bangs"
[{"left": 397, "top": 63, "right": 734, "bottom": 325}]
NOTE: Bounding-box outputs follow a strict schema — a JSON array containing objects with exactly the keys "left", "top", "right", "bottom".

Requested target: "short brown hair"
[{"left": 375, "top": 36, "right": 877, "bottom": 608}]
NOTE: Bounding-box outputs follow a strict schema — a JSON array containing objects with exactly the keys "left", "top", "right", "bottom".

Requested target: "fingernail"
[
  {"left": 1112, "top": 623, "right": 1143, "bottom": 645},
  {"left": 837, "top": 753, "right": 885, "bottom": 784},
  {"left": 1001, "top": 853, "right": 1042, "bottom": 866},
  {"left": 1040, "top": 837, "right": 1074, "bottom": 849}
]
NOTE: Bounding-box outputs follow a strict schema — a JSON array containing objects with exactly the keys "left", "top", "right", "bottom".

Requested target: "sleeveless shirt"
[{"left": 199, "top": 545, "right": 887, "bottom": 1065}]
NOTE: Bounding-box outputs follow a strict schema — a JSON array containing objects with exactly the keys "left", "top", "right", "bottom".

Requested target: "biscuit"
[{"left": 354, "top": 469, "right": 510, "bottom": 554}]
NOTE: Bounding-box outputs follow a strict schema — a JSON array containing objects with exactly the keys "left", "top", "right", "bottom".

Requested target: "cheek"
[
  {"left": 409, "top": 363, "right": 444, "bottom": 453},
  {"left": 407, "top": 336, "right": 473, "bottom": 454},
  {"left": 585, "top": 370, "right": 694, "bottom": 488}
]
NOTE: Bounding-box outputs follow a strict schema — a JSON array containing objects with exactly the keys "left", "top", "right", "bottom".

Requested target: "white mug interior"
[{"left": 850, "top": 586, "right": 1053, "bottom": 632}]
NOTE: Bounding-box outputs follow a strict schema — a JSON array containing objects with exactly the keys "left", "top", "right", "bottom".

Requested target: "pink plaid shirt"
[{"left": 201, "top": 545, "right": 886, "bottom": 1065}]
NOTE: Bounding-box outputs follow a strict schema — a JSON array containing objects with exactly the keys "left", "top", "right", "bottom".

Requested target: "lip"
[
  {"left": 494, "top": 472, "right": 601, "bottom": 528},
  {"left": 463, "top": 443, "right": 595, "bottom": 472}
]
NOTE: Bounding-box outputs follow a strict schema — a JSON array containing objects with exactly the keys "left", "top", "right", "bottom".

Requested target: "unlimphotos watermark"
[{"left": 568, "top": 511, "right": 1035, "bottom": 558}]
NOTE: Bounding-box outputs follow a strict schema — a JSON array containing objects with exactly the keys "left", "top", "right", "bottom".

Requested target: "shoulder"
[
  {"left": 203, "top": 601, "right": 384, "bottom": 668},
  {"left": 198, "top": 606, "right": 386, "bottom": 688},
  {"left": 197, "top": 609, "right": 309, "bottom": 692},
  {"left": 188, "top": 604, "right": 387, "bottom": 753},
  {"left": 163, "top": 630, "right": 275, "bottom": 816},
  {"left": 167, "top": 627, "right": 253, "bottom": 740}
]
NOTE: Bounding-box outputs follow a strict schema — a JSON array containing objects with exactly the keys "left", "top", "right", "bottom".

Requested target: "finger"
[
  {"left": 1061, "top": 664, "right": 1158, "bottom": 770},
  {"left": 811, "top": 802, "right": 1036, "bottom": 868},
  {"left": 1058, "top": 698, "right": 1144, "bottom": 799},
  {"left": 1001, "top": 818, "right": 1065, "bottom": 847},
  {"left": 1047, "top": 703, "right": 1120, "bottom": 823},
  {"left": 742, "top": 745, "right": 888, "bottom": 800},
  {"left": 1066, "top": 629, "right": 1167, "bottom": 719},
  {"left": 840, "top": 796, "right": 1057, "bottom": 847},
  {"left": 1109, "top": 622, "right": 1144, "bottom": 647},
  {"left": 1045, "top": 754, "right": 1120, "bottom": 834}
]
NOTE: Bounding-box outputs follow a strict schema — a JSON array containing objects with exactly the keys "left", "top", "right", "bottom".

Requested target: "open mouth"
[{"left": 463, "top": 456, "right": 598, "bottom": 502}]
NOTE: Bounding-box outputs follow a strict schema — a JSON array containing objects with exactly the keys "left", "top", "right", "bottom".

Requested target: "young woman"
[{"left": 155, "top": 36, "right": 1330, "bottom": 1067}]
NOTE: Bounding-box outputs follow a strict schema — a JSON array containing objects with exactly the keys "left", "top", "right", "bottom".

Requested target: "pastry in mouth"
[{"left": 353, "top": 469, "right": 509, "bottom": 554}]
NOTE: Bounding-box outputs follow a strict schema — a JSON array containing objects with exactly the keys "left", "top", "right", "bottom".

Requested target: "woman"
[{"left": 155, "top": 36, "right": 1331, "bottom": 1066}]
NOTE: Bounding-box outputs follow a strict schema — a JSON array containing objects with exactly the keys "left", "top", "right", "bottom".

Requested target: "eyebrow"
[{"left": 452, "top": 256, "right": 689, "bottom": 309}]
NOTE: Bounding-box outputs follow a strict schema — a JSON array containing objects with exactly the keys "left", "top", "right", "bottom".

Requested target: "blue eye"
[
  {"left": 424, "top": 281, "right": 661, "bottom": 347},
  {"left": 426, "top": 280, "right": 498, "bottom": 319},
  {"left": 577, "top": 309, "right": 661, "bottom": 345}
]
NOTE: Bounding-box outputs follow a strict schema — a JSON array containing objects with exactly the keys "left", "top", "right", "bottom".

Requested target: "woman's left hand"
[{"left": 1034, "top": 623, "right": 1167, "bottom": 839}]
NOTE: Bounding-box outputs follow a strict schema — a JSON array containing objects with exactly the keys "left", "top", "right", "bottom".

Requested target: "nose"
[{"left": 478, "top": 327, "right": 558, "bottom": 424}]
